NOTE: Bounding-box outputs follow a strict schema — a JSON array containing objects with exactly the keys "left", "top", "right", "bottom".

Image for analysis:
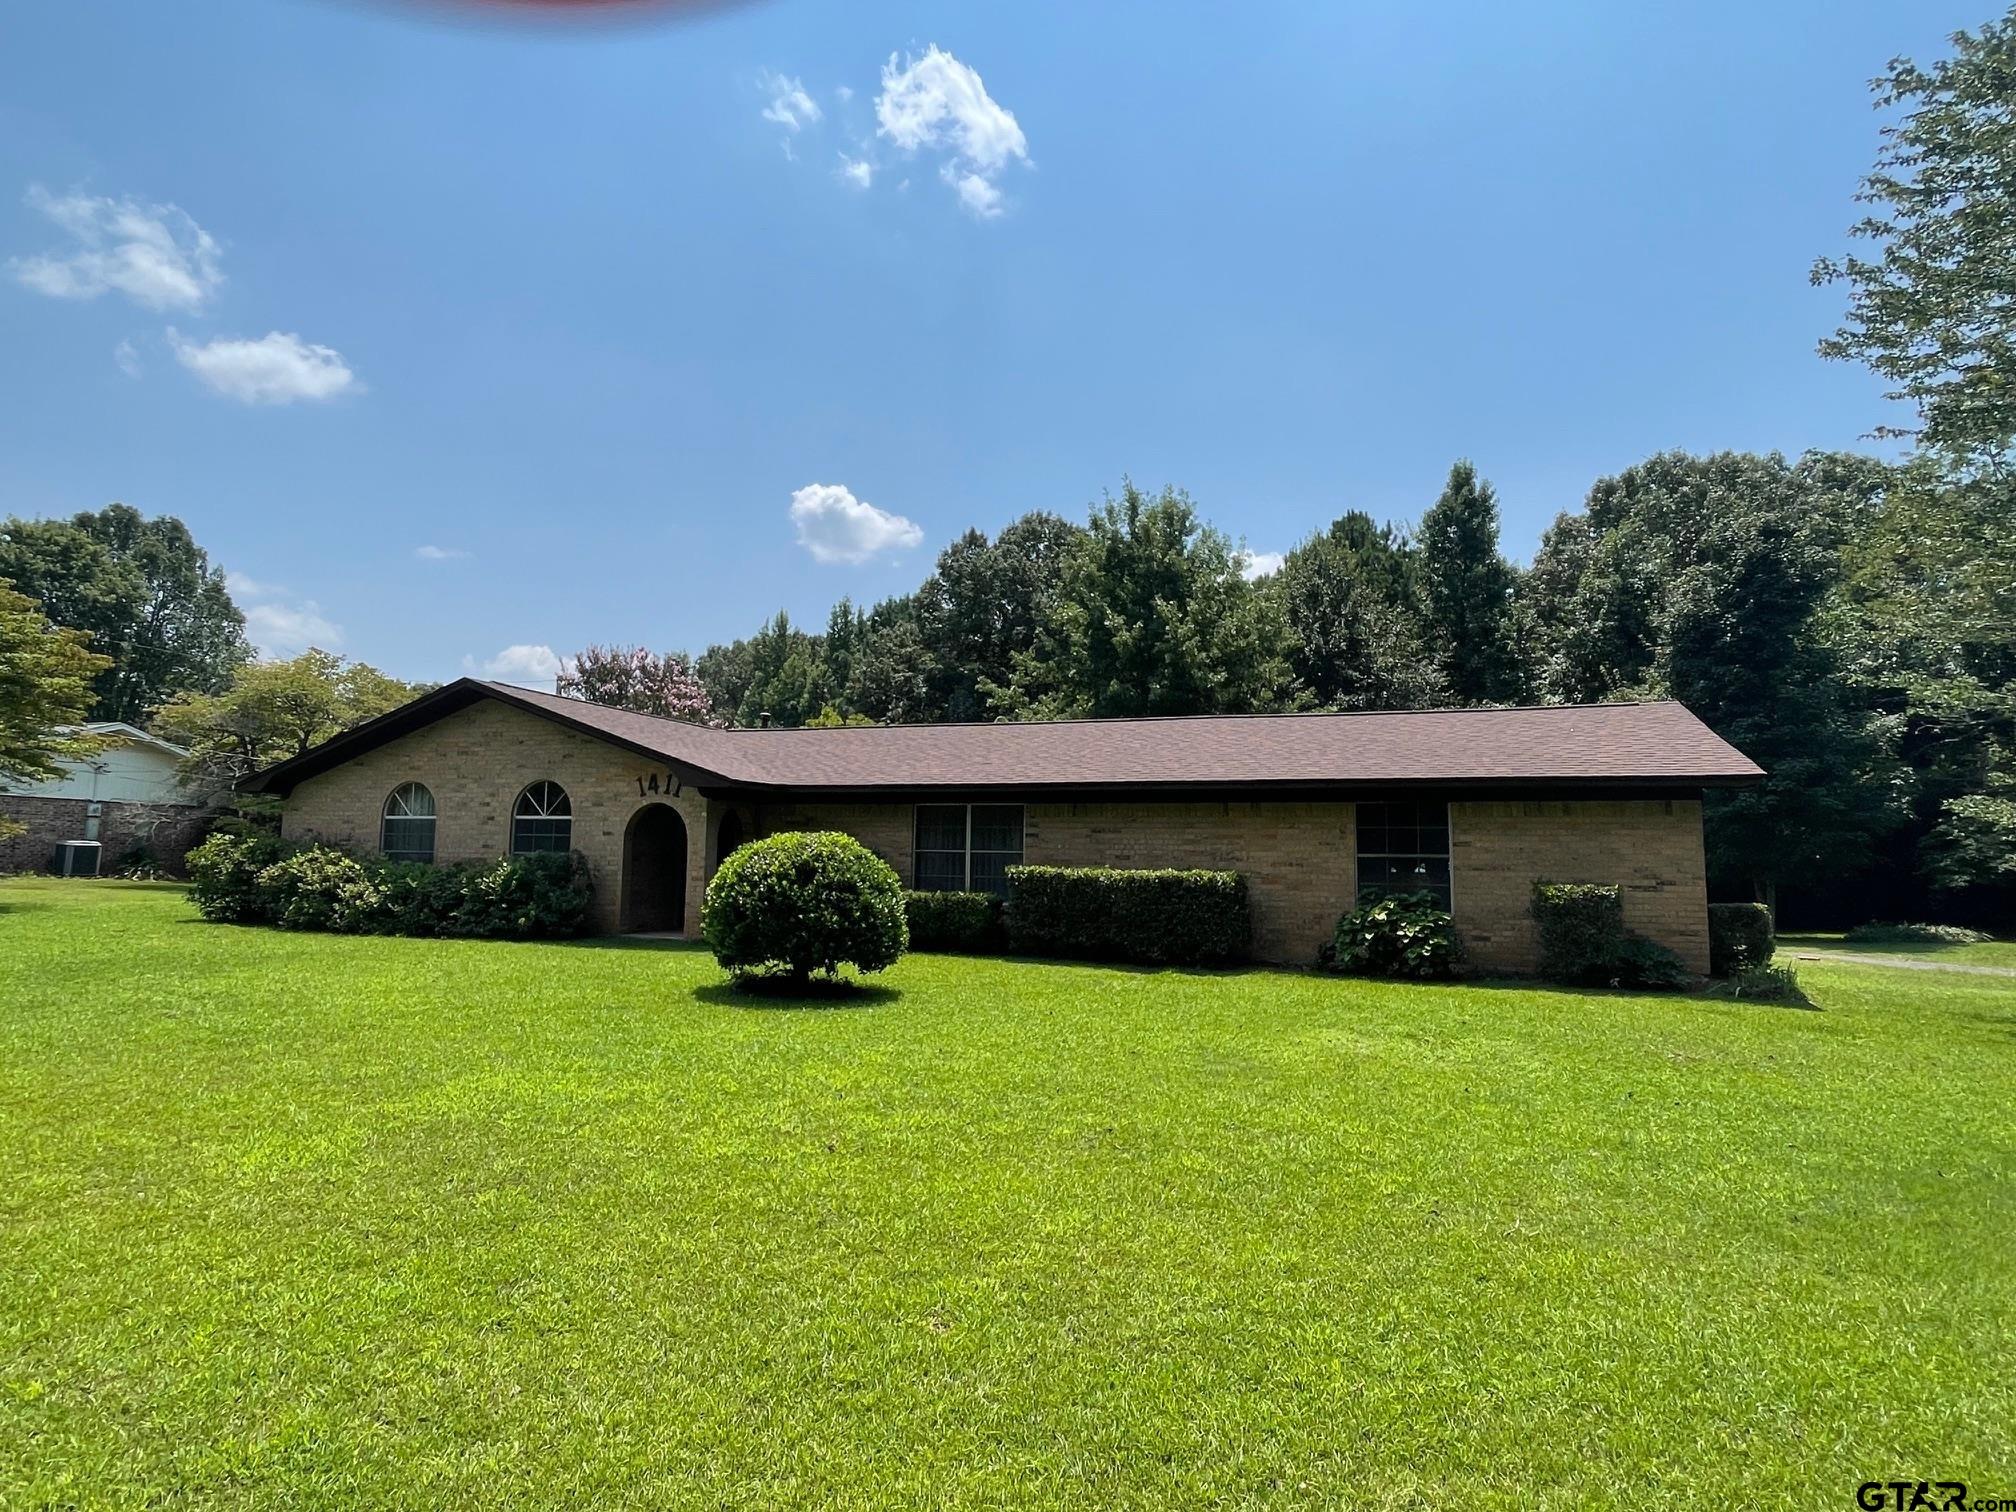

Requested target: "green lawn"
[
  {"left": 1780, "top": 930, "right": 2016, "bottom": 969},
  {"left": 4, "top": 880, "right": 2012, "bottom": 1508}
]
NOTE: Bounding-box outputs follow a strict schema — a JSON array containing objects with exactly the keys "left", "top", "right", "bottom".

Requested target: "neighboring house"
[
  {"left": 241, "top": 680, "right": 1765, "bottom": 972},
  {"left": 0, "top": 724, "right": 213, "bottom": 874}
]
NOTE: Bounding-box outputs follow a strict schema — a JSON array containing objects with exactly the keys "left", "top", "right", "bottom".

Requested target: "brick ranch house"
[{"left": 241, "top": 680, "right": 1764, "bottom": 972}]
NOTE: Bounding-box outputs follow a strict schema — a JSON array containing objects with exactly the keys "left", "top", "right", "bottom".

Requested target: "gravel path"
[{"left": 1785, "top": 951, "right": 2016, "bottom": 979}]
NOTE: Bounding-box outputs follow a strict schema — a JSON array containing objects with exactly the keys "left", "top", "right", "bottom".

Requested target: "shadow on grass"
[{"left": 692, "top": 978, "right": 901, "bottom": 1011}]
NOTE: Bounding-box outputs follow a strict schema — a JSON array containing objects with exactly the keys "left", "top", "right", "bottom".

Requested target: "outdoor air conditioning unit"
[{"left": 53, "top": 840, "right": 102, "bottom": 878}]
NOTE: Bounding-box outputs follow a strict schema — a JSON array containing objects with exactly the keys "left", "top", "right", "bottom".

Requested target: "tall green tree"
[
  {"left": 1001, "top": 483, "right": 1295, "bottom": 719},
  {"left": 1813, "top": 6, "right": 2016, "bottom": 459},
  {"left": 152, "top": 649, "right": 429, "bottom": 792},
  {"left": 1523, "top": 451, "right": 1904, "bottom": 906},
  {"left": 0, "top": 504, "right": 249, "bottom": 723},
  {"left": 1415, "top": 461, "right": 1523, "bottom": 704},
  {"left": 698, "top": 612, "right": 830, "bottom": 728},
  {"left": 1274, "top": 513, "right": 1447, "bottom": 710},
  {"left": 916, "top": 512, "right": 1081, "bottom": 721},
  {"left": 845, "top": 616, "right": 935, "bottom": 725},
  {"left": 0, "top": 581, "right": 112, "bottom": 803}
]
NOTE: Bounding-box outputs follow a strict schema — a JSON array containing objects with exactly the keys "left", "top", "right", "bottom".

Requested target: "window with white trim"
[
  {"left": 1356, "top": 800, "right": 1451, "bottom": 907},
  {"left": 512, "top": 781, "right": 573, "bottom": 855},
  {"left": 380, "top": 782, "right": 436, "bottom": 863},
  {"left": 914, "top": 804, "right": 1024, "bottom": 897}
]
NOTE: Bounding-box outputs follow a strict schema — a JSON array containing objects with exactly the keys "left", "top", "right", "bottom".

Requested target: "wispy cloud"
[
  {"left": 789, "top": 482, "right": 923, "bottom": 565},
  {"left": 113, "top": 338, "right": 143, "bottom": 378},
  {"left": 838, "top": 155, "right": 874, "bottom": 190},
  {"left": 228, "top": 570, "right": 342, "bottom": 656},
  {"left": 760, "top": 70, "right": 822, "bottom": 134},
  {"left": 414, "top": 545, "right": 468, "bottom": 561},
  {"left": 170, "top": 329, "right": 358, "bottom": 405},
  {"left": 876, "top": 47, "right": 1029, "bottom": 219},
  {"left": 10, "top": 185, "right": 223, "bottom": 311}
]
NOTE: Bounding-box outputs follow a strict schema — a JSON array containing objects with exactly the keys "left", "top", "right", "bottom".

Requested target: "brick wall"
[
  {"left": 1451, "top": 798, "right": 1709, "bottom": 974},
  {"left": 0, "top": 794, "right": 214, "bottom": 875},
  {"left": 282, "top": 699, "right": 714, "bottom": 934},
  {"left": 751, "top": 802, "right": 915, "bottom": 880}
]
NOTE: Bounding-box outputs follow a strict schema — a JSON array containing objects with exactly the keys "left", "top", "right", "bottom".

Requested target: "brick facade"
[
  {"left": 0, "top": 794, "right": 215, "bottom": 876},
  {"left": 1450, "top": 798, "right": 1710, "bottom": 974},
  {"left": 282, "top": 699, "right": 716, "bottom": 935},
  {"left": 277, "top": 700, "right": 1712, "bottom": 972}
]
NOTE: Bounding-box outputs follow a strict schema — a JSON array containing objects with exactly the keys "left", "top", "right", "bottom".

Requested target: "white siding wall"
[{"left": 10, "top": 737, "right": 194, "bottom": 806}]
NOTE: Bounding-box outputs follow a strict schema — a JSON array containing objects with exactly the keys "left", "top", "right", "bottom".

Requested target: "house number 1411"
[{"left": 634, "top": 772, "right": 682, "bottom": 799}]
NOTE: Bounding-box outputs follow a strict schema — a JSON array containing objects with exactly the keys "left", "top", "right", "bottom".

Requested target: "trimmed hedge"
[
  {"left": 1328, "top": 891, "right": 1459, "bottom": 979},
  {"left": 1529, "top": 881, "right": 1688, "bottom": 990},
  {"left": 1004, "top": 865, "right": 1250, "bottom": 966},
  {"left": 702, "top": 831, "right": 907, "bottom": 982},
  {"left": 1708, "top": 902, "right": 1775, "bottom": 976},
  {"left": 904, "top": 890, "right": 1006, "bottom": 953},
  {"left": 185, "top": 833, "right": 595, "bottom": 938}
]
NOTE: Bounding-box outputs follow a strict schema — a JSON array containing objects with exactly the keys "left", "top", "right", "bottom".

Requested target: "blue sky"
[{"left": 0, "top": 0, "right": 1974, "bottom": 687}]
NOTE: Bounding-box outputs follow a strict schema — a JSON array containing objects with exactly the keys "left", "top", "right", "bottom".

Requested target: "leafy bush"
[
  {"left": 188, "top": 834, "right": 593, "bottom": 939},
  {"left": 1844, "top": 921, "right": 1992, "bottom": 946},
  {"left": 255, "top": 848, "right": 384, "bottom": 933},
  {"left": 1004, "top": 866, "right": 1250, "bottom": 966},
  {"left": 1529, "top": 881, "right": 1690, "bottom": 989},
  {"left": 186, "top": 831, "right": 290, "bottom": 922},
  {"left": 702, "top": 831, "right": 907, "bottom": 983},
  {"left": 1717, "top": 960, "right": 1811, "bottom": 1005},
  {"left": 443, "top": 851, "right": 595, "bottom": 939},
  {"left": 1708, "top": 902, "right": 1775, "bottom": 976},
  {"left": 1328, "top": 891, "right": 1460, "bottom": 978},
  {"left": 904, "top": 890, "right": 1005, "bottom": 953}
]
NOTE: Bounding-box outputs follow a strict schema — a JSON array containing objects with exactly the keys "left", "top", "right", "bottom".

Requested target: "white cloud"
[
  {"left": 835, "top": 85, "right": 855, "bottom": 103},
  {"left": 472, "top": 644, "right": 566, "bottom": 689},
  {"left": 11, "top": 185, "right": 224, "bottom": 311},
  {"left": 414, "top": 544, "right": 468, "bottom": 561},
  {"left": 169, "top": 328, "right": 358, "bottom": 405},
  {"left": 113, "top": 339, "right": 142, "bottom": 378},
  {"left": 245, "top": 600, "right": 343, "bottom": 657},
  {"left": 839, "top": 155, "right": 875, "bottom": 189},
  {"left": 1241, "top": 550, "right": 1286, "bottom": 580},
  {"left": 942, "top": 165, "right": 1002, "bottom": 218},
  {"left": 789, "top": 482, "right": 923, "bottom": 565},
  {"left": 876, "top": 46, "right": 1028, "bottom": 217},
  {"left": 760, "top": 71, "right": 821, "bottom": 133}
]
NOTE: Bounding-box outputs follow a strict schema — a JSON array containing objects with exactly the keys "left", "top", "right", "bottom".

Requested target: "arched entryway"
[
  {"left": 716, "top": 810, "right": 746, "bottom": 869},
  {"left": 621, "top": 804, "right": 688, "bottom": 933}
]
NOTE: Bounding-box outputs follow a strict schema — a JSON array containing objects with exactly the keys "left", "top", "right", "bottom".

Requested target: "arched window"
[
  {"left": 512, "top": 781, "right": 573, "bottom": 855},
  {"left": 380, "top": 783, "right": 436, "bottom": 863}
]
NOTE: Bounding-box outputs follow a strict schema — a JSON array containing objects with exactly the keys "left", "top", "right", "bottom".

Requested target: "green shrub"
[
  {"left": 1328, "top": 891, "right": 1460, "bottom": 978},
  {"left": 1004, "top": 866, "right": 1251, "bottom": 966},
  {"left": 1529, "top": 882, "right": 1690, "bottom": 990},
  {"left": 1844, "top": 921, "right": 1992, "bottom": 946},
  {"left": 189, "top": 835, "right": 593, "bottom": 940},
  {"left": 1717, "top": 960, "right": 1811, "bottom": 1005},
  {"left": 185, "top": 831, "right": 291, "bottom": 922},
  {"left": 904, "top": 890, "right": 1005, "bottom": 953},
  {"left": 1708, "top": 902, "right": 1775, "bottom": 976},
  {"left": 1530, "top": 883, "right": 1628, "bottom": 983},
  {"left": 255, "top": 848, "right": 384, "bottom": 933},
  {"left": 443, "top": 851, "right": 595, "bottom": 939},
  {"left": 702, "top": 831, "right": 907, "bottom": 983}
]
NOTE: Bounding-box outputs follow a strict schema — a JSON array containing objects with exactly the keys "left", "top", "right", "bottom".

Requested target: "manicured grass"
[
  {"left": 4, "top": 880, "right": 2012, "bottom": 1507},
  {"left": 1780, "top": 930, "right": 2016, "bottom": 968}
]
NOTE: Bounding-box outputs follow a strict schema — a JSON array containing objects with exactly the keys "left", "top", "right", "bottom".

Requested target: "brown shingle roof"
[
  {"left": 488, "top": 682, "right": 1761, "bottom": 789},
  {"left": 242, "top": 679, "right": 1762, "bottom": 796}
]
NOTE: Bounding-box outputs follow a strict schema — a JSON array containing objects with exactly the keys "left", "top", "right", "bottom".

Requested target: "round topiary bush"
[{"left": 702, "top": 831, "right": 908, "bottom": 987}]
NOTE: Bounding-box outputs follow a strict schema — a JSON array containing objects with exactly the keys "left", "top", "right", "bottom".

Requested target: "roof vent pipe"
[{"left": 758, "top": 711, "right": 772, "bottom": 728}]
